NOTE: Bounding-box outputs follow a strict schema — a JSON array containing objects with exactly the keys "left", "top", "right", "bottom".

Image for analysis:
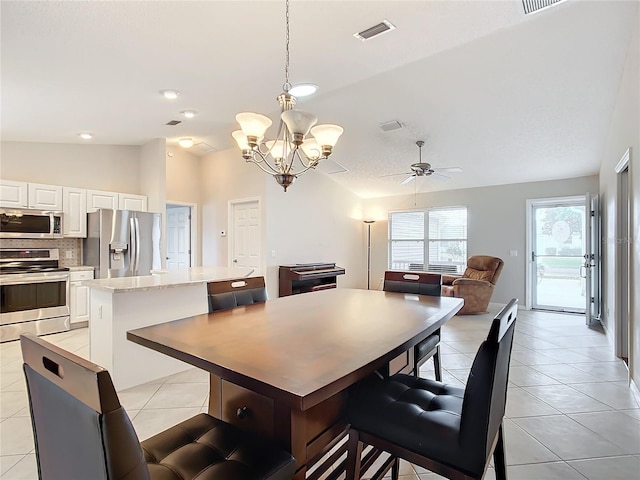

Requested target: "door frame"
[
  {"left": 228, "top": 197, "right": 262, "bottom": 275},
  {"left": 166, "top": 201, "right": 198, "bottom": 268},
  {"left": 614, "top": 148, "right": 631, "bottom": 361},
  {"left": 525, "top": 195, "right": 591, "bottom": 311}
]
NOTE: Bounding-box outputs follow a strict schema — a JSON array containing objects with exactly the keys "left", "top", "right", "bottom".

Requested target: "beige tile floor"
[{"left": 1, "top": 306, "right": 639, "bottom": 479}]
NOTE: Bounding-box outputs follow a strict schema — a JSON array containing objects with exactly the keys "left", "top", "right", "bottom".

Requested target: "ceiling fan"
[{"left": 382, "top": 141, "right": 462, "bottom": 185}]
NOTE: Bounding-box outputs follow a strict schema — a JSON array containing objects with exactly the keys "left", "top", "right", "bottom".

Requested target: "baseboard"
[{"left": 71, "top": 321, "right": 88, "bottom": 330}]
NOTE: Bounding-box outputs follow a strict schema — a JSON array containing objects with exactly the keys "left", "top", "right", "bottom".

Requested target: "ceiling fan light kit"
[{"left": 232, "top": 0, "right": 343, "bottom": 192}]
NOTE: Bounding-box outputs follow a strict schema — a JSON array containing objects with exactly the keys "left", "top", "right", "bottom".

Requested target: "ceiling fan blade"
[
  {"left": 379, "top": 172, "right": 412, "bottom": 178},
  {"left": 434, "top": 166, "right": 463, "bottom": 173},
  {"left": 316, "top": 158, "right": 348, "bottom": 174},
  {"left": 401, "top": 175, "right": 416, "bottom": 185},
  {"left": 431, "top": 172, "right": 451, "bottom": 181}
]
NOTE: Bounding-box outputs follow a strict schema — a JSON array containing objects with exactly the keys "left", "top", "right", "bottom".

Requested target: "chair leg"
[
  {"left": 433, "top": 345, "right": 442, "bottom": 381},
  {"left": 346, "top": 429, "right": 363, "bottom": 480},
  {"left": 493, "top": 423, "right": 507, "bottom": 480},
  {"left": 391, "top": 456, "right": 400, "bottom": 480}
]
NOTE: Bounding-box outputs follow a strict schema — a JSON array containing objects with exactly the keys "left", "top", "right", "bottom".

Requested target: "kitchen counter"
[
  {"left": 83, "top": 266, "right": 254, "bottom": 292},
  {"left": 87, "top": 266, "right": 257, "bottom": 390}
]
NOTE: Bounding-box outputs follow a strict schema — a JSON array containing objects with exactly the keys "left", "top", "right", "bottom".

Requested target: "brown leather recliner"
[{"left": 441, "top": 255, "right": 504, "bottom": 315}]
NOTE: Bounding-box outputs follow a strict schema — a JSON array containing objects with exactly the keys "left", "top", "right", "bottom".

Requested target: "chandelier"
[{"left": 231, "top": 0, "right": 343, "bottom": 192}]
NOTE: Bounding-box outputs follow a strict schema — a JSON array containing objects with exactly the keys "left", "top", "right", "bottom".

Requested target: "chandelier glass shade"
[{"left": 232, "top": 0, "right": 343, "bottom": 192}]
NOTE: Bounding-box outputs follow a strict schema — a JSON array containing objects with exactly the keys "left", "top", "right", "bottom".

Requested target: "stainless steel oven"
[{"left": 0, "top": 249, "right": 70, "bottom": 342}]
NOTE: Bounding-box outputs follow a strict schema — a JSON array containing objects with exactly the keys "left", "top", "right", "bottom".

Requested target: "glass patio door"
[{"left": 530, "top": 194, "right": 599, "bottom": 322}]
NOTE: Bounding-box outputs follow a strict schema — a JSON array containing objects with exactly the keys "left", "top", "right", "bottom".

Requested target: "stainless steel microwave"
[{"left": 0, "top": 209, "right": 63, "bottom": 238}]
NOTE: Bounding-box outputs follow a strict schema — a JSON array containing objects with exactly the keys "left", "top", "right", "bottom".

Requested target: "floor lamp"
[{"left": 364, "top": 220, "right": 375, "bottom": 289}]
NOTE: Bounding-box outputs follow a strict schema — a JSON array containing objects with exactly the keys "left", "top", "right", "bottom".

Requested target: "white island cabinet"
[
  {"left": 69, "top": 268, "right": 93, "bottom": 325},
  {"left": 84, "top": 266, "right": 254, "bottom": 391}
]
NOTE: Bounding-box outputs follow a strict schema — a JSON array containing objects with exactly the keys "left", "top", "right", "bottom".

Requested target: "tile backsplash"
[{"left": 0, "top": 238, "right": 82, "bottom": 267}]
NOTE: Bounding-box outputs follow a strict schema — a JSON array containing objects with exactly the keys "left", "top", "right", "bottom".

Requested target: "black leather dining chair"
[
  {"left": 208, "top": 276, "right": 268, "bottom": 312},
  {"left": 20, "top": 333, "right": 295, "bottom": 480},
  {"left": 346, "top": 299, "right": 519, "bottom": 480},
  {"left": 383, "top": 271, "right": 443, "bottom": 380}
]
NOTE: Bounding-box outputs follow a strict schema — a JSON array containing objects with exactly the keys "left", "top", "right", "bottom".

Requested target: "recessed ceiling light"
[
  {"left": 78, "top": 132, "right": 93, "bottom": 140},
  {"left": 178, "top": 138, "right": 194, "bottom": 148},
  {"left": 160, "top": 89, "right": 180, "bottom": 100},
  {"left": 288, "top": 84, "right": 318, "bottom": 97},
  {"left": 181, "top": 110, "right": 197, "bottom": 118}
]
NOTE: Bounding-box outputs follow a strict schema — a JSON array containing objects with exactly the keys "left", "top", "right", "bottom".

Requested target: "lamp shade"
[
  {"left": 281, "top": 110, "right": 318, "bottom": 136},
  {"left": 310, "top": 124, "right": 344, "bottom": 147},
  {"left": 266, "top": 140, "right": 291, "bottom": 160},
  {"left": 231, "top": 130, "right": 250, "bottom": 150},
  {"left": 301, "top": 138, "right": 322, "bottom": 159},
  {"left": 236, "top": 112, "right": 273, "bottom": 138}
]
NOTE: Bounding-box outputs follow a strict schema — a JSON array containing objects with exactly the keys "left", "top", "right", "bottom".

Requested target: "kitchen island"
[{"left": 85, "top": 266, "right": 254, "bottom": 390}]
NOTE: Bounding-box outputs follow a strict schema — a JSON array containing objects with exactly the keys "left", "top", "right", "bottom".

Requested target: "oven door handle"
[{"left": 0, "top": 273, "right": 69, "bottom": 285}]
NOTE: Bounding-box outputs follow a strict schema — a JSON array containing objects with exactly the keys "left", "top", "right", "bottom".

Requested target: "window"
[{"left": 389, "top": 206, "right": 467, "bottom": 274}]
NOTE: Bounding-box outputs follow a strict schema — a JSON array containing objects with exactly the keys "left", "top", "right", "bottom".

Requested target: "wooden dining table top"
[{"left": 127, "top": 288, "right": 463, "bottom": 410}]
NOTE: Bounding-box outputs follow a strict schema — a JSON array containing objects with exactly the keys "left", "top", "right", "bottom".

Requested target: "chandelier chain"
[{"left": 283, "top": 0, "right": 291, "bottom": 92}]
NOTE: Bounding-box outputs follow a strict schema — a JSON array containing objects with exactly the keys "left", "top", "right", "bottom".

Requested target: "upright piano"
[{"left": 278, "top": 263, "right": 346, "bottom": 297}]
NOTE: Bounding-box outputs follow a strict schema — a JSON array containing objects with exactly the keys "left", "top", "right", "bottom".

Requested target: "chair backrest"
[
  {"left": 459, "top": 299, "right": 518, "bottom": 474},
  {"left": 464, "top": 255, "right": 504, "bottom": 285},
  {"left": 20, "top": 333, "right": 149, "bottom": 480},
  {"left": 207, "top": 276, "right": 268, "bottom": 312},
  {"left": 383, "top": 271, "right": 442, "bottom": 296}
]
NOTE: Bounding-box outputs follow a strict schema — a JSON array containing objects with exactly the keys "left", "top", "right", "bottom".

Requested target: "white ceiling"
[{"left": 1, "top": 1, "right": 637, "bottom": 198}]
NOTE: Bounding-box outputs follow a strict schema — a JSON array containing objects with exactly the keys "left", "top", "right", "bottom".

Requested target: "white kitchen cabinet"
[
  {"left": 70, "top": 270, "right": 93, "bottom": 325},
  {"left": 119, "top": 193, "right": 147, "bottom": 212},
  {"left": 63, "top": 187, "right": 87, "bottom": 237},
  {"left": 28, "top": 183, "right": 63, "bottom": 210},
  {"left": 0, "top": 180, "right": 28, "bottom": 208},
  {"left": 86, "top": 189, "right": 118, "bottom": 212}
]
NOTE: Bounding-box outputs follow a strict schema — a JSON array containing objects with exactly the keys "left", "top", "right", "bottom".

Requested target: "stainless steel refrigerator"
[{"left": 84, "top": 209, "right": 162, "bottom": 278}]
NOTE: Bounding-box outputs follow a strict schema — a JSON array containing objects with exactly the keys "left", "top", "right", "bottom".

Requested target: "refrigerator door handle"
[
  {"left": 134, "top": 217, "right": 141, "bottom": 274},
  {"left": 129, "top": 217, "right": 137, "bottom": 275}
]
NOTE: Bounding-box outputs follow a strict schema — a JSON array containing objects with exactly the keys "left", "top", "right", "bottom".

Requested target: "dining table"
[{"left": 127, "top": 287, "right": 463, "bottom": 480}]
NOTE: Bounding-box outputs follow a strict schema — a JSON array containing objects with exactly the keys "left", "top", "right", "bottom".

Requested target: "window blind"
[{"left": 389, "top": 207, "right": 467, "bottom": 273}]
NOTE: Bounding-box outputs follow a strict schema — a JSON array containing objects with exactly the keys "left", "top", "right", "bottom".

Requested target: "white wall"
[
  {"left": 166, "top": 147, "right": 201, "bottom": 205},
  {"left": 0, "top": 141, "right": 141, "bottom": 193},
  {"left": 200, "top": 147, "right": 364, "bottom": 298},
  {"left": 363, "top": 176, "right": 599, "bottom": 305},
  {"left": 166, "top": 146, "right": 203, "bottom": 266},
  {"left": 139, "top": 138, "right": 167, "bottom": 214},
  {"left": 264, "top": 165, "right": 365, "bottom": 296},
  {"left": 200, "top": 147, "right": 268, "bottom": 270},
  {"left": 599, "top": 14, "right": 639, "bottom": 392}
]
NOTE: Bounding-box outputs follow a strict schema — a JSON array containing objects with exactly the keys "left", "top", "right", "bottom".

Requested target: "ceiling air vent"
[
  {"left": 354, "top": 20, "right": 396, "bottom": 41},
  {"left": 522, "top": 0, "right": 565, "bottom": 15},
  {"left": 166, "top": 120, "right": 182, "bottom": 126},
  {"left": 378, "top": 120, "right": 404, "bottom": 132}
]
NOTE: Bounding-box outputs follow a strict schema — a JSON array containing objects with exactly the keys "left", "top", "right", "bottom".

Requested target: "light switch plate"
[{"left": 510, "top": 250, "right": 518, "bottom": 257}]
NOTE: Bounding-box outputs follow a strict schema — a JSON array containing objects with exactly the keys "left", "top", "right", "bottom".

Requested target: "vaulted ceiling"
[{"left": 1, "top": 1, "right": 637, "bottom": 197}]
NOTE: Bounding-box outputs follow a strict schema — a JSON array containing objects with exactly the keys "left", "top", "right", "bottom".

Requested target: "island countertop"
[{"left": 83, "top": 266, "right": 255, "bottom": 293}]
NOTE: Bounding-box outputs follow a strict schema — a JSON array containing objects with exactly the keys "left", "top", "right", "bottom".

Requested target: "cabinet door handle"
[{"left": 236, "top": 406, "right": 249, "bottom": 419}]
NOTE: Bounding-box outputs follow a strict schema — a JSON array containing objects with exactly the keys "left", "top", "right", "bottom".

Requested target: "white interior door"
[
  {"left": 166, "top": 205, "right": 191, "bottom": 270},
  {"left": 230, "top": 199, "right": 261, "bottom": 275}
]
